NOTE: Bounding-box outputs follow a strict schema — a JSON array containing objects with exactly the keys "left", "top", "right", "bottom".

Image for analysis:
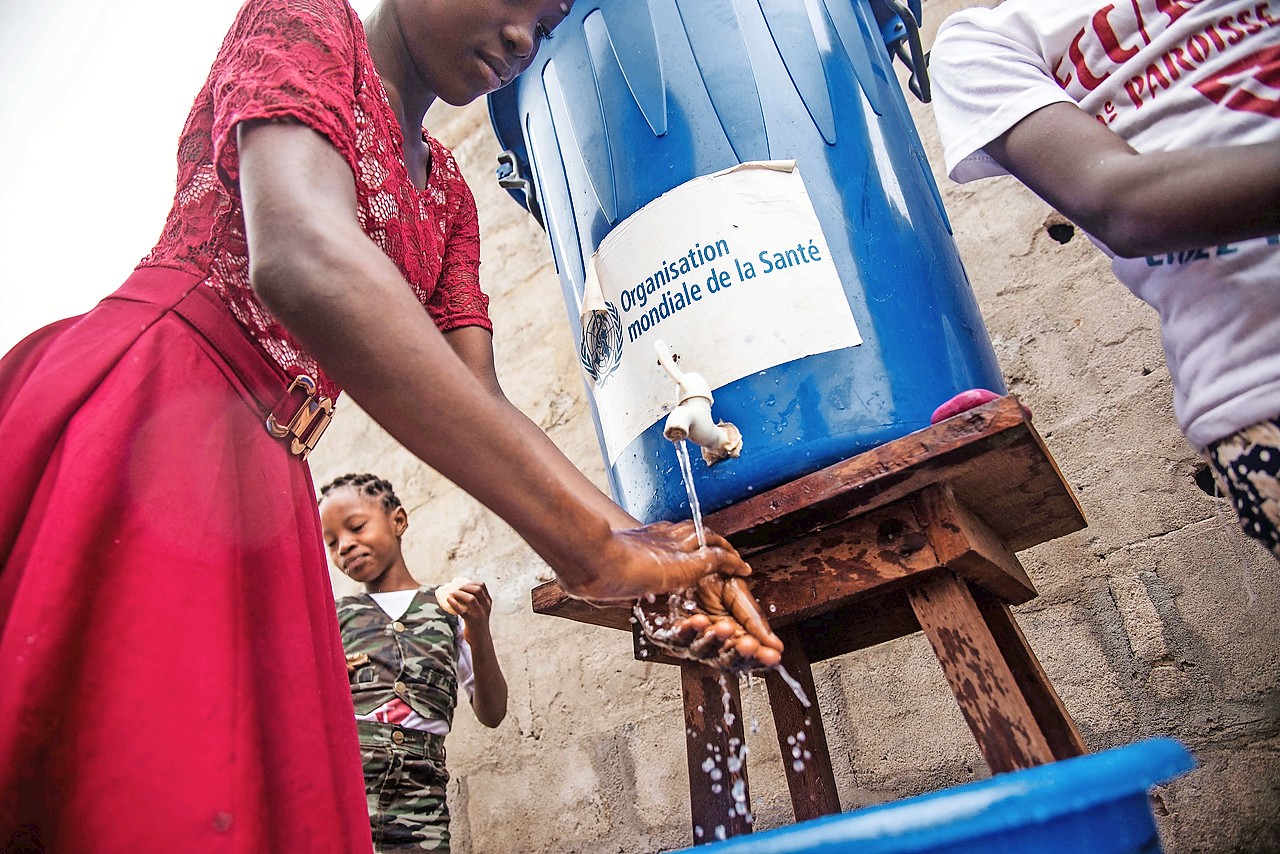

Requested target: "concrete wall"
[{"left": 310, "top": 3, "right": 1280, "bottom": 850}]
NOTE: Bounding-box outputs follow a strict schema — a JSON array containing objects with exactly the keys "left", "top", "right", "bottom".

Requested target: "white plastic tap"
[{"left": 655, "top": 340, "right": 743, "bottom": 465}]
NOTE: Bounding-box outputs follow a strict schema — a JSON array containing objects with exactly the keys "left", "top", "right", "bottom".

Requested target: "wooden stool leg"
[
  {"left": 764, "top": 627, "right": 841, "bottom": 822},
  {"left": 970, "top": 586, "right": 1087, "bottom": 760},
  {"left": 907, "top": 571, "right": 1056, "bottom": 773},
  {"left": 681, "top": 662, "right": 753, "bottom": 844}
]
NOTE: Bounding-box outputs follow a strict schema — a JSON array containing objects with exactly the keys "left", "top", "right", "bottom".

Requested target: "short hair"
[{"left": 318, "top": 473, "right": 402, "bottom": 512}]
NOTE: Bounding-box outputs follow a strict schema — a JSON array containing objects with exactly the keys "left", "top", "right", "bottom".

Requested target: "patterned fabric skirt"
[
  {"left": 0, "top": 267, "right": 370, "bottom": 852},
  {"left": 1207, "top": 415, "right": 1280, "bottom": 560},
  {"left": 357, "top": 721, "right": 451, "bottom": 853}
]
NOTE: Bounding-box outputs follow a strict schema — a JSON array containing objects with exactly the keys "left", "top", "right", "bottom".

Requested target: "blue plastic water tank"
[
  {"left": 680, "top": 738, "right": 1195, "bottom": 853},
  {"left": 489, "top": 0, "right": 1005, "bottom": 524}
]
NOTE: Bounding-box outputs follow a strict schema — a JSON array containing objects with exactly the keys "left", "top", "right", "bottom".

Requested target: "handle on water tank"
[
  {"left": 496, "top": 149, "right": 545, "bottom": 230},
  {"left": 875, "top": 0, "right": 932, "bottom": 102}
]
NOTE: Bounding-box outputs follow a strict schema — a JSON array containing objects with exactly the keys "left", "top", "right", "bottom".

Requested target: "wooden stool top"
[{"left": 532, "top": 394, "right": 1084, "bottom": 632}]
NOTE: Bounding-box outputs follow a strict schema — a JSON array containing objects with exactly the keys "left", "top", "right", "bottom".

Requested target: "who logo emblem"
[{"left": 579, "top": 302, "right": 623, "bottom": 386}]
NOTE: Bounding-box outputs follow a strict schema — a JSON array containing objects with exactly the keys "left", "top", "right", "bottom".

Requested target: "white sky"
[{"left": 0, "top": 0, "right": 376, "bottom": 354}]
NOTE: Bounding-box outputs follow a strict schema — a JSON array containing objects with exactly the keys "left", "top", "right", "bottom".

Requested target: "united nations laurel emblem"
[{"left": 580, "top": 301, "right": 623, "bottom": 386}]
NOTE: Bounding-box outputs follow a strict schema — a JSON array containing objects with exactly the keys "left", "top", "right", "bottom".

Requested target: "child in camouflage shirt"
[{"left": 320, "top": 473, "right": 508, "bottom": 854}]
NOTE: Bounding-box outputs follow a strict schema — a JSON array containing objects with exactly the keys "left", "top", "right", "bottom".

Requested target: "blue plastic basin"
[{"left": 681, "top": 738, "right": 1195, "bottom": 853}]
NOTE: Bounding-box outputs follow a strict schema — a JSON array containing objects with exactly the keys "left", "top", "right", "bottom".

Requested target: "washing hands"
[{"left": 633, "top": 571, "right": 783, "bottom": 672}]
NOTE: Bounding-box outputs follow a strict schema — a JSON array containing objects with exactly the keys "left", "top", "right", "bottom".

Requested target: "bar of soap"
[{"left": 434, "top": 577, "right": 472, "bottom": 614}]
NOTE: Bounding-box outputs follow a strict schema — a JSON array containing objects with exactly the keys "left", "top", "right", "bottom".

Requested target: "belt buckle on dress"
[{"left": 265, "top": 375, "right": 334, "bottom": 460}]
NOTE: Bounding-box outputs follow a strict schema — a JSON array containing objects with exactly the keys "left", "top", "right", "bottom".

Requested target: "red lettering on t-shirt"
[
  {"left": 1161, "top": 45, "right": 1196, "bottom": 80},
  {"left": 1124, "top": 75, "right": 1147, "bottom": 106},
  {"left": 1095, "top": 4, "right": 1144, "bottom": 62},
  {"left": 1187, "top": 32, "right": 1213, "bottom": 60},
  {"left": 1067, "top": 27, "right": 1113, "bottom": 90},
  {"left": 1119, "top": 2, "right": 1278, "bottom": 108},
  {"left": 1131, "top": 0, "right": 1155, "bottom": 44},
  {"left": 1219, "top": 15, "right": 1247, "bottom": 43},
  {"left": 1145, "top": 61, "right": 1173, "bottom": 93},
  {"left": 1155, "top": 0, "right": 1197, "bottom": 26},
  {"left": 1202, "top": 21, "right": 1227, "bottom": 50},
  {"left": 1193, "top": 41, "right": 1280, "bottom": 116}
]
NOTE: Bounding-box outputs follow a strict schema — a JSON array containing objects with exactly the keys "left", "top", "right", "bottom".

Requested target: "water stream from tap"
[
  {"left": 671, "top": 438, "right": 810, "bottom": 710},
  {"left": 674, "top": 439, "right": 707, "bottom": 548},
  {"left": 774, "top": 665, "right": 811, "bottom": 708}
]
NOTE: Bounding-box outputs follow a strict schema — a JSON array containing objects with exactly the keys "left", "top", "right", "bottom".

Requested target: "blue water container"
[
  {"left": 489, "top": 0, "right": 1005, "bottom": 524},
  {"left": 681, "top": 738, "right": 1195, "bottom": 853}
]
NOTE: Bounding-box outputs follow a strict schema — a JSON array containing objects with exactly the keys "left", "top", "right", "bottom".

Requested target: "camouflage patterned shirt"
[{"left": 337, "top": 587, "right": 460, "bottom": 725}]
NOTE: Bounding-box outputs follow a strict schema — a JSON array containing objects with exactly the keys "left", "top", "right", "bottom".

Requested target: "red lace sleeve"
[
  {"left": 427, "top": 144, "right": 492, "bottom": 334},
  {"left": 207, "top": 0, "right": 361, "bottom": 194}
]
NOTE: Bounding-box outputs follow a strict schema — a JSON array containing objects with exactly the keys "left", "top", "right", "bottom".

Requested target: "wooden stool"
[{"left": 531, "top": 395, "right": 1088, "bottom": 843}]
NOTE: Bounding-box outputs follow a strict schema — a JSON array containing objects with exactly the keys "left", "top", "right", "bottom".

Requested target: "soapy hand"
[
  {"left": 568, "top": 520, "right": 783, "bottom": 671},
  {"left": 633, "top": 574, "right": 784, "bottom": 672}
]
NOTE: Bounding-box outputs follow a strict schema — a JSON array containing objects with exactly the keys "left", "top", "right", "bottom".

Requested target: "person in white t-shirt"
[
  {"left": 320, "top": 473, "right": 508, "bottom": 853},
  {"left": 930, "top": 0, "right": 1280, "bottom": 558}
]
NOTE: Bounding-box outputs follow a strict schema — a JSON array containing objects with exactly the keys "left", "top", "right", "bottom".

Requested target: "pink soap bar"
[{"left": 929, "top": 389, "right": 1028, "bottom": 424}]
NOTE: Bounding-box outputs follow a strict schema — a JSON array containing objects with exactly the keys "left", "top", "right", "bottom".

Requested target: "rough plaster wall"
[{"left": 310, "top": 3, "right": 1280, "bottom": 851}]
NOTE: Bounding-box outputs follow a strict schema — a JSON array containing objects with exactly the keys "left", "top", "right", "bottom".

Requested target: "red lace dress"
[{"left": 0, "top": 0, "right": 488, "bottom": 850}]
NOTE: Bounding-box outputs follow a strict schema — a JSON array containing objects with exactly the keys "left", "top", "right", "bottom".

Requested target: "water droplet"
[
  {"left": 702, "top": 758, "right": 715, "bottom": 773},
  {"left": 715, "top": 826, "right": 727, "bottom": 840},
  {"left": 768, "top": 604, "right": 776, "bottom": 613},
  {"left": 793, "top": 760, "right": 805, "bottom": 772},
  {"left": 710, "top": 768, "right": 723, "bottom": 782}
]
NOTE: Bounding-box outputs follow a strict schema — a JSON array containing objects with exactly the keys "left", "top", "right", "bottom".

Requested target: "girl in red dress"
[{"left": 0, "top": 0, "right": 781, "bottom": 850}]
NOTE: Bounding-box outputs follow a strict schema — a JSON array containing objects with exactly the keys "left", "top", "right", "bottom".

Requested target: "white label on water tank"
[{"left": 578, "top": 161, "right": 862, "bottom": 465}]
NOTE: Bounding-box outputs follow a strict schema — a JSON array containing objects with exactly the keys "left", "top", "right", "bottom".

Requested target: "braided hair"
[{"left": 318, "top": 473, "right": 402, "bottom": 511}]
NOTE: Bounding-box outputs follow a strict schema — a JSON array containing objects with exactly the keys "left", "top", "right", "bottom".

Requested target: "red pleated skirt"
[{"left": 0, "top": 267, "right": 372, "bottom": 853}]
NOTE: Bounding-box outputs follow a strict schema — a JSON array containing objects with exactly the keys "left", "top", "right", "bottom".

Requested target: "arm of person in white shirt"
[{"left": 982, "top": 103, "right": 1280, "bottom": 258}]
